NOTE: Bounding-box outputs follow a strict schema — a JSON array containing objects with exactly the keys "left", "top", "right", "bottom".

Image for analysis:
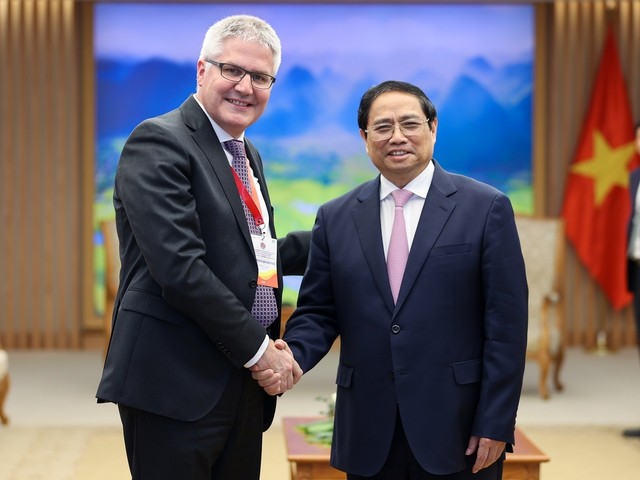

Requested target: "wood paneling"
[
  {"left": 0, "top": 0, "right": 639, "bottom": 349},
  {"left": 0, "top": 0, "right": 93, "bottom": 349}
]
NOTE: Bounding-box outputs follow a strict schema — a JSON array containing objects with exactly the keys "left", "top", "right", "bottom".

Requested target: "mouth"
[
  {"left": 388, "top": 149, "right": 410, "bottom": 158},
  {"left": 226, "top": 98, "right": 251, "bottom": 108}
]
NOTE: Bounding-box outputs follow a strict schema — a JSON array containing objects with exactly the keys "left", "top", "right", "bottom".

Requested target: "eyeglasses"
[
  {"left": 205, "top": 59, "right": 276, "bottom": 90},
  {"left": 365, "top": 119, "right": 430, "bottom": 142}
]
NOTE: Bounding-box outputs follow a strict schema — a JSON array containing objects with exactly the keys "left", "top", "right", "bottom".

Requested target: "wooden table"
[{"left": 283, "top": 417, "right": 549, "bottom": 480}]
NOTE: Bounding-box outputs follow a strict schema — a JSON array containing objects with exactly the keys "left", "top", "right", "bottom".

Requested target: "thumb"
[{"left": 466, "top": 435, "right": 479, "bottom": 456}]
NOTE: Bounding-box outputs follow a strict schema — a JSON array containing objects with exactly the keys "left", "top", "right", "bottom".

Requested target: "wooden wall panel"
[
  {"left": 0, "top": 0, "right": 90, "bottom": 349},
  {"left": 537, "top": 0, "right": 640, "bottom": 350}
]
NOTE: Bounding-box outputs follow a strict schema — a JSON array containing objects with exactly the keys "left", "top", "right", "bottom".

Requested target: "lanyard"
[{"left": 230, "top": 166, "right": 265, "bottom": 228}]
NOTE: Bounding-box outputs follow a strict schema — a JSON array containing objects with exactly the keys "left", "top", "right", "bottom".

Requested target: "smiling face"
[
  {"left": 360, "top": 91, "right": 437, "bottom": 188},
  {"left": 195, "top": 37, "right": 275, "bottom": 138}
]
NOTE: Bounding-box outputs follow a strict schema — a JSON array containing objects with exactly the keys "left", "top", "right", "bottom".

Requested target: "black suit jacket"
[{"left": 97, "top": 95, "right": 308, "bottom": 429}]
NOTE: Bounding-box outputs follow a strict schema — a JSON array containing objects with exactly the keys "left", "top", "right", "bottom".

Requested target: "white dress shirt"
[
  {"left": 193, "top": 95, "right": 270, "bottom": 366},
  {"left": 379, "top": 161, "right": 435, "bottom": 258}
]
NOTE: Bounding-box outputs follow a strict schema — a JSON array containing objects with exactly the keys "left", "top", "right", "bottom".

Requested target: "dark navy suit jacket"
[{"left": 284, "top": 161, "right": 528, "bottom": 476}]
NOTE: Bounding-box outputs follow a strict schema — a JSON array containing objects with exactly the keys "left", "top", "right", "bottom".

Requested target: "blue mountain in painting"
[
  {"left": 253, "top": 65, "right": 324, "bottom": 136},
  {"left": 96, "top": 54, "right": 532, "bottom": 194},
  {"left": 97, "top": 58, "right": 195, "bottom": 138},
  {"left": 437, "top": 73, "right": 531, "bottom": 178}
]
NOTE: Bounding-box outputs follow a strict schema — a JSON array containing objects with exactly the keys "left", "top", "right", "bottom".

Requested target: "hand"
[
  {"left": 250, "top": 339, "right": 302, "bottom": 395},
  {"left": 250, "top": 364, "right": 282, "bottom": 395},
  {"left": 274, "top": 339, "right": 303, "bottom": 384},
  {"left": 465, "top": 436, "right": 506, "bottom": 473}
]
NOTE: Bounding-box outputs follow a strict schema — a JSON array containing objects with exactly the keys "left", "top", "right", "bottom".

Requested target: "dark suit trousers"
[
  {"left": 118, "top": 368, "right": 264, "bottom": 480},
  {"left": 346, "top": 414, "right": 503, "bottom": 480}
]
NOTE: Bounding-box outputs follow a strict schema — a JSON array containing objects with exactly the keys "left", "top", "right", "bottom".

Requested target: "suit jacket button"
[
  {"left": 391, "top": 324, "right": 401, "bottom": 334},
  {"left": 249, "top": 280, "right": 257, "bottom": 288}
]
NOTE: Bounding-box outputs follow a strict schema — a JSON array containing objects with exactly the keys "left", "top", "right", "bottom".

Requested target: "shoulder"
[
  {"left": 434, "top": 161, "right": 506, "bottom": 200},
  {"left": 118, "top": 106, "right": 194, "bottom": 178},
  {"left": 320, "top": 177, "right": 379, "bottom": 212},
  {"left": 128, "top": 96, "right": 200, "bottom": 139},
  {"left": 432, "top": 162, "right": 514, "bottom": 222}
]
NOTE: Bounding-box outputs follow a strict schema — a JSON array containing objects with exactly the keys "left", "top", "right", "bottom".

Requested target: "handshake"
[{"left": 250, "top": 339, "right": 303, "bottom": 395}]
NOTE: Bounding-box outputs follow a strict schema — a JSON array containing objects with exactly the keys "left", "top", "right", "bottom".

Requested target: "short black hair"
[{"left": 357, "top": 80, "right": 437, "bottom": 134}]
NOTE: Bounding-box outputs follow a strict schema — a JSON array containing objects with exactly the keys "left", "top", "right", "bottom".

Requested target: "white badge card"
[{"left": 251, "top": 234, "right": 279, "bottom": 288}]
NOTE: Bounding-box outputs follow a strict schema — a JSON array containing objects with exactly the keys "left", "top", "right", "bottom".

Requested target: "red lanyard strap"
[{"left": 230, "top": 167, "right": 265, "bottom": 227}]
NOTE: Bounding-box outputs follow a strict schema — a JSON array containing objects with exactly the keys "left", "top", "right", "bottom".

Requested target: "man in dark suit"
[
  {"left": 255, "top": 80, "right": 528, "bottom": 479},
  {"left": 625, "top": 120, "right": 640, "bottom": 438},
  {"left": 96, "top": 15, "right": 306, "bottom": 480}
]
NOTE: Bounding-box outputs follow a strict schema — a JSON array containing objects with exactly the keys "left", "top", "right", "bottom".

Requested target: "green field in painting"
[{"left": 93, "top": 177, "right": 532, "bottom": 313}]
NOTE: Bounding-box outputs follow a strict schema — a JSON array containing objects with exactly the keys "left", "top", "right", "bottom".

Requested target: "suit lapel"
[
  {"left": 180, "top": 96, "right": 254, "bottom": 250},
  {"left": 395, "top": 162, "right": 457, "bottom": 309},
  {"left": 244, "top": 140, "right": 275, "bottom": 236},
  {"left": 352, "top": 177, "right": 396, "bottom": 313}
]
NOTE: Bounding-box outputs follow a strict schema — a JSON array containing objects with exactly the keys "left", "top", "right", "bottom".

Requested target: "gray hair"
[{"left": 199, "top": 15, "right": 282, "bottom": 74}]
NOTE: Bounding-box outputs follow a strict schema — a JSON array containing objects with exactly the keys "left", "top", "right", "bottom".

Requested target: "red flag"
[{"left": 561, "top": 27, "right": 640, "bottom": 310}]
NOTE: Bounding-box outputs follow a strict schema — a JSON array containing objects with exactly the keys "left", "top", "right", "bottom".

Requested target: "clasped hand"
[{"left": 250, "top": 339, "right": 303, "bottom": 395}]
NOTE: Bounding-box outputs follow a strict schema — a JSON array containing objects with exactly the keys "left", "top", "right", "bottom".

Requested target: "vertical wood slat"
[
  {"left": 539, "top": 0, "right": 640, "bottom": 349},
  {"left": 0, "top": 0, "right": 84, "bottom": 349},
  {"left": 34, "top": 0, "right": 49, "bottom": 349},
  {"left": 41, "top": 0, "right": 55, "bottom": 348},
  {"left": 0, "top": 0, "right": 14, "bottom": 348},
  {"left": 79, "top": 3, "right": 96, "bottom": 337}
]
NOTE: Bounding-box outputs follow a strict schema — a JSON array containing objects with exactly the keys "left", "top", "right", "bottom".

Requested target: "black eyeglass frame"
[{"left": 205, "top": 59, "right": 276, "bottom": 90}]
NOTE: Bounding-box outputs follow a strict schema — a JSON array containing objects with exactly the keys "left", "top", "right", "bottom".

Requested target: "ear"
[
  {"left": 429, "top": 118, "right": 438, "bottom": 134},
  {"left": 430, "top": 118, "right": 438, "bottom": 143},
  {"left": 359, "top": 129, "right": 370, "bottom": 155},
  {"left": 196, "top": 59, "right": 207, "bottom": 88}
]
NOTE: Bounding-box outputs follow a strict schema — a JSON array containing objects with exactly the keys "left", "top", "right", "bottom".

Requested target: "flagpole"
[
  {"left": 591, "top": 329, "right": 610, "bottom": 356},
  {"left": 590, "top": 297, "right": 612, "bottom": 356}
]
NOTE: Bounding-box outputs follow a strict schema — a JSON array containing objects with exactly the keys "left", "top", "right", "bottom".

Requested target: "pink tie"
[
  {"left": 387, "top": 189, "right": 413, "bottom": 303},
  {"left": 224, "top": 140, "right": 278, "bottom": 329}
]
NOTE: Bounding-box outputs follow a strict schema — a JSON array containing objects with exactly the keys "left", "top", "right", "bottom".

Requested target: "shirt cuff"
[{"left": 244, "top": 335, "right": 269, "bottom": 368}]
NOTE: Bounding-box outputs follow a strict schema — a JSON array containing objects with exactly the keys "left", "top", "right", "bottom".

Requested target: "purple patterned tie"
[
  {"left": 387, "top": 189, "right": 413, "bottom": 303},
  {"left": 224, "top": 140, "right": 277, "bottom": 328}
]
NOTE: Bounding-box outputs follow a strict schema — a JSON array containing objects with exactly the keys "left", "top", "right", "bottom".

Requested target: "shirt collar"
[
  {"left": 379, "top": 161, "right": 435, "bottom": 201},
  {"left": 192, "top": 94, "right": 245, "bottom": 144}
]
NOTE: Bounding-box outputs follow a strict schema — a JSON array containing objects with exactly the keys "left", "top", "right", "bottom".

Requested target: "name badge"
[{"left": 251, "top": 234, "right": 278, "bottom": 288}]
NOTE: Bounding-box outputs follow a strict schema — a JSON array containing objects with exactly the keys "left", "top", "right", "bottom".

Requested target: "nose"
[
  {"left": 389, "top": 124, "right": 407, "bottom": 142},
  {"left": 235, "top": 74, "right": 254, "bottom": 92}
]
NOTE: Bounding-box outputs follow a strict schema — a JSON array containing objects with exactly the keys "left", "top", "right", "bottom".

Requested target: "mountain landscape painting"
[{"left": 94, "top": 3, "right": 534, "bottom": 306}]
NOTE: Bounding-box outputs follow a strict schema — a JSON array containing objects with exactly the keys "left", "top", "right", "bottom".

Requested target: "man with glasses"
[
  {"left": 255, "top": 80, "right": 528, "bottom": 480},
  {"left": 97, "top": 15, "right": 308, "bottom": 480}
]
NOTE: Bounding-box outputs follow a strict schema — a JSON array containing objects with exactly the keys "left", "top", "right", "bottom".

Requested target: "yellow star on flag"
[{"left": 570, "top": 130, "right": 636, "bottom": 206}]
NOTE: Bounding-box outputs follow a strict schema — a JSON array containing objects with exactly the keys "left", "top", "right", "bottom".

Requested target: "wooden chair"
[
  {"left": 101, "top": 219, "right": 121, "bottom": 355},
  {"left": 0, "top": 344, "right": 9, "bottom": 424},
  {"left": 515, "top": 215, "right": 566, "bottom": 399}
]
